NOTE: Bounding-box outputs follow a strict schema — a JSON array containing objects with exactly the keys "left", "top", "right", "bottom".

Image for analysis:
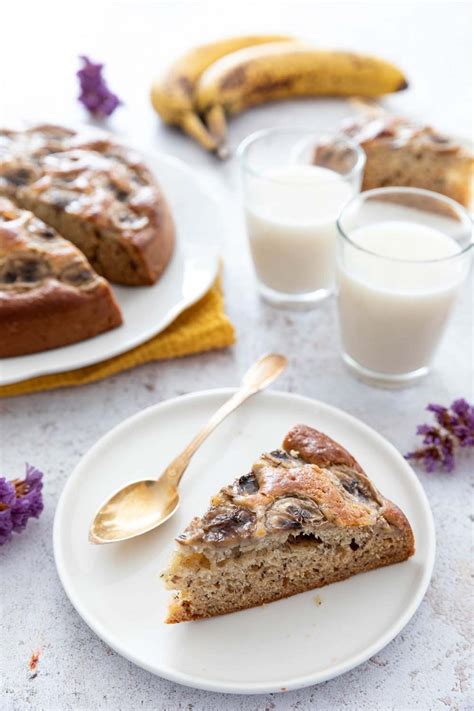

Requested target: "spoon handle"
[{"left": 163, "top": 353, "right": 287, "bottom": 487}]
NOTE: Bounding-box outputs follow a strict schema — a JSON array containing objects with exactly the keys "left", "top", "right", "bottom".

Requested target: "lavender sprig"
[
  {"left": 405, "top": 399, "right": 474, "bottom": 472},
  {"left": 0, "top": 465, "right": 43, "bottom": 545},
  {"left": 77, "top": 56, "right": 122, "bottom": 117}
]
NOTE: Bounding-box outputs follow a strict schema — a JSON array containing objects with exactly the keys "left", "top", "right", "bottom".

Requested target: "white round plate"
[
  {"left": 53, "top": 389, "right": 435, "bottom": 695},
  {"left": 0, "top": 153, "right": 220, "bottom": 385}
]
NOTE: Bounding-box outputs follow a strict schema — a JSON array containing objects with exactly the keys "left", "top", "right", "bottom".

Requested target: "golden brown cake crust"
[
  {"left": 0, "top": 124, "right": 175, "bottom": 285},
  {"left": 284, "top": 424, "right": 413, "bottom": 533},
  {"left": 175, "top": 424, "right": 415, "bottom": 550},
  {"left": 283, "top": 423, "right": 363, "bottom": 471},
  {"left": 0, "top": 197, "right": 122, "bottom": 357}
]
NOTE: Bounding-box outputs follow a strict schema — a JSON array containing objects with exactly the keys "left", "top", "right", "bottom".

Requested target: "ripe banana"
[
  {"left": 150, "top": 35, "right": 292, "bottom": 156},
  {"left": 195, "top": 42, "right": 408, "bottom": 150}
]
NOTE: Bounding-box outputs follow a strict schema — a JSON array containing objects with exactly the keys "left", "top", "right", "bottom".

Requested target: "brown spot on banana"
[
  {"left": 247, "top": 76, "right": 296, "bottom": 97},
  {"left": 176, "top": 76, "right": 194, "bottom": 98},
  {"left": 220, "top": 66, "right": 295, "bottom": 97},
  {"left": 220, "top": 65, "right": 248, "bottom": 91}
]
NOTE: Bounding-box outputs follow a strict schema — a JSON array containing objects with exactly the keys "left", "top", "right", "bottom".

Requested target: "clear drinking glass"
[
  {"left": 238, "top": 128, "right": 365, "bottom": 308},
  {"left": 336, "top": 187, "right": 473, "bottom": 387}
]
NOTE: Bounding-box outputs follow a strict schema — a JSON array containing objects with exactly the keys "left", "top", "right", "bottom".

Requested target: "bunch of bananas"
[{"left": 151, "top": 36, "right": 408, "bottom": 158}]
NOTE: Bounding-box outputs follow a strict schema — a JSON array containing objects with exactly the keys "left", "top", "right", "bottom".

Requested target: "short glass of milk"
[
  {"left": 238, "top": 129, "right": 365, "bottom": 308},
  {"left": 336, "top": 187, "right": 473, "bottom": 387}
]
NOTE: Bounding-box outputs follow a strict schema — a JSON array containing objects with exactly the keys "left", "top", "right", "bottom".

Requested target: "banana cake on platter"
[
  {"left": 163, "top": 424, "right": 415, "bottom": 623},
  {"left": 0, "top": 197, "right": 122, "bottom": 357},
  {"left": 0, "top": 124, "right": 175, "bottom": 285}
]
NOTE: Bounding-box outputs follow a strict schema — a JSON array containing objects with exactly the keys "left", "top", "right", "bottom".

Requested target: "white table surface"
[{"left": 1, "top": 2, "right": 472, "bottom": 709}]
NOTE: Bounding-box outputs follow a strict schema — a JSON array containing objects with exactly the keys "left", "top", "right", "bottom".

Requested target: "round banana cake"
[
  {"left": 0, "top": 124, "right": 175, "bottom": 286},
  {"left": 0, "top": 124, "right": 176, "bottom": 356}
]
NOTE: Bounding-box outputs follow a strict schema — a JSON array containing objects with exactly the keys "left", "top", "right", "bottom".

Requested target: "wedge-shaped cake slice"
[
  {"left": 0, "top": 197, "right": 122, "bottom": 357},
  {"left": 163, "top": 424, "right": 415, "bottom": 623},
  {"left": 313, "top": 109, "right": 473, "bottom": 207}
]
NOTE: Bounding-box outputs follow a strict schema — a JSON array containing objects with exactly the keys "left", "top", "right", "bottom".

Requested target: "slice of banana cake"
[
  {"left": 313, "top": 109, "right": 473, "bottom": 207},
  {"left": 163, "top": 424, "right": 415, "bottom": 623}
]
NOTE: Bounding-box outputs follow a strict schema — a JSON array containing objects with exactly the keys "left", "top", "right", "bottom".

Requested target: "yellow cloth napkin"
[{"left": 0, "top": 279, "right": 235, "bottom": 398}]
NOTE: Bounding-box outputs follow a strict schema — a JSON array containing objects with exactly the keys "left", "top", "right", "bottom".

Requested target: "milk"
[
  {"left": 337, "top": 220, "right": 468, "bottom": 376},
  {"left": 245, "top": 165, "right": 353, "bottom": 295}
]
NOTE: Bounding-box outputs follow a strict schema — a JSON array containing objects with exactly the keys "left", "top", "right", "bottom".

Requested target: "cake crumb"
[
  {"left": 28, "top": 650, "right": 41, "bottom": 679},
  {"left": 314, "top": 595, "right": 322, "bottom": 606}
]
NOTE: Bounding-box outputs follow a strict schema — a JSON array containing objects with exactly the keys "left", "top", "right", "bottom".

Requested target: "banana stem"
[
  {"left": 206, "top": 105, "right": 228, "bottom": 142},
  {"left": 180, "top": 112, "right": 219, "bottom": 153},
  {"left": 205, "top": 105, "right": 229, "bottom": 159}
]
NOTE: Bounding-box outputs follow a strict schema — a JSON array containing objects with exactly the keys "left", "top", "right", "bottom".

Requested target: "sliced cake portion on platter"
[{"left": 163, "top": 424, "right": 415, "bottom": 623}]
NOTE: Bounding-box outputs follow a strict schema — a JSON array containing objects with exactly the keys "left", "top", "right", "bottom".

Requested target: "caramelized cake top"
[
  {"left": 0, "top": 124, "right": 168, "bottom": 240},
  {"left": 0, "top": 197, "right": 107, "bottom": 293},
  {"left": 176, "top": 424, "right": 414, "bottom": 550}
]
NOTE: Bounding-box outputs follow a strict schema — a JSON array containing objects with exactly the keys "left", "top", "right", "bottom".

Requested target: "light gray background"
[{"left": 1, "top": 2, "right": 472, "bottom": 709}]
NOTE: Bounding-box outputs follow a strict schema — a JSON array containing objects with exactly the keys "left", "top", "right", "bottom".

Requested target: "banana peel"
[
  {"left": 150, "top": 35, "right": 293, "bottom": 155},
  {"left": 150, "top": 38, "right": 408, "bottom": 158}
]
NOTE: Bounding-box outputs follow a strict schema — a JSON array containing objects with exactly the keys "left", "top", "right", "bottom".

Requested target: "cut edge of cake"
[{"left": 0, "top": 197, "right": 123, "bottom": 357}]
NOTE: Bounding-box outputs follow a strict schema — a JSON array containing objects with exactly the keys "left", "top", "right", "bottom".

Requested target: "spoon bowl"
[{"left": 90, "top": 478, "right": 180, "bottom": 543}]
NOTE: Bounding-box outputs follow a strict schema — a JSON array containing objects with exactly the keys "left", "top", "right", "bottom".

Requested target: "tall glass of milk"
[
  {"left": 336, "top": 187, "right": 473, "bottom": 387},
  {"left": 238, "top": 129, "right": 365, "bottom": 308}
]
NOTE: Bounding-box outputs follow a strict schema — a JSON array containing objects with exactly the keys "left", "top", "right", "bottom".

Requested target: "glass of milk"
[
  {"left": 238, "top": 129, "right": 365, "bottom": 308},
  {"left": 336, "top": 187, "right": 473, "bottom": 387}
]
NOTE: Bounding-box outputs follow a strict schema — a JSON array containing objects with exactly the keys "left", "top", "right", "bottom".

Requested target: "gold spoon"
[{"left": 89, "top": 353, "right": 287, "bottom": 544}]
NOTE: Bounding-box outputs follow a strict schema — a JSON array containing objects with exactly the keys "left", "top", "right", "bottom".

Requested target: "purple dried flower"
[
  {"left": 0, "top": 477, "right": 16, "bottom": 507},
  {"left": 406, "top": 399, "right": 474, "bottom": 473},
  {"left": 451, "top": 399, "right": 471, "bottom": 418},
  {"left": 416, "top": 424, "right": 441, "bottom": 445},
  {"left": 77, "top": 56, "right": 122, "bottom": 117},
  {"left": 0, "top": 507, "right": 13, "bottom": 545},
  {"left": 451, "top": 399, "right": 474, "bottom": 446},
  {"left": 0, "top": 464, "right": 43, "bottom": 545},
  {"left": 0, "top": 478, "right": 16, "bottom": 545}
]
